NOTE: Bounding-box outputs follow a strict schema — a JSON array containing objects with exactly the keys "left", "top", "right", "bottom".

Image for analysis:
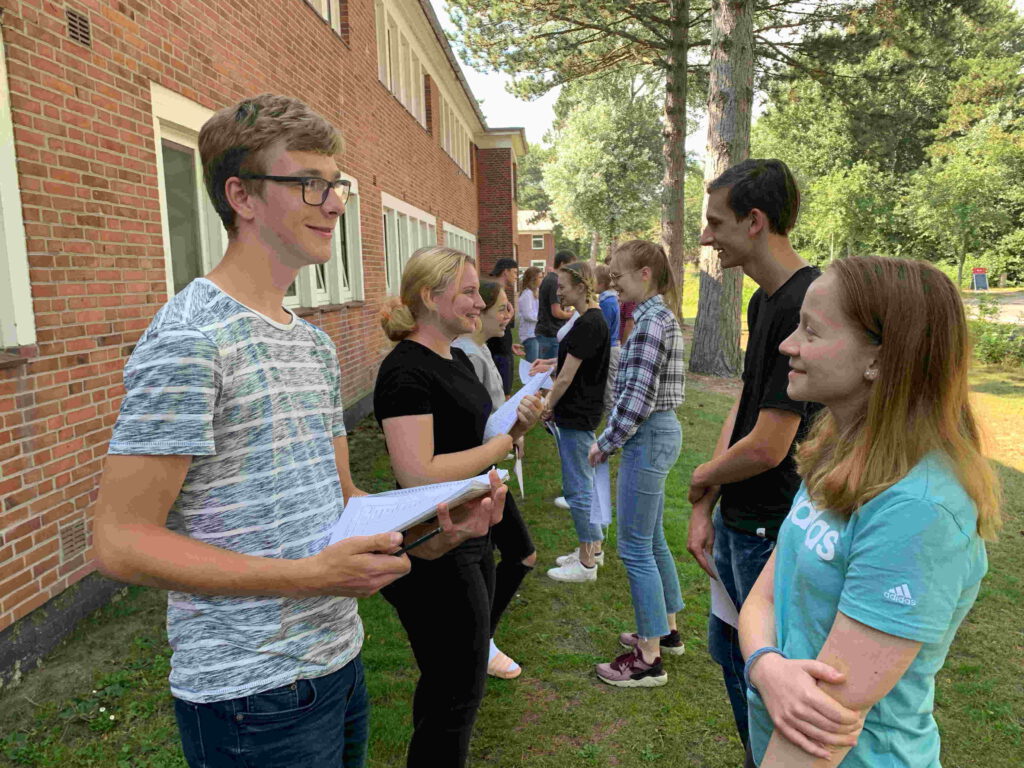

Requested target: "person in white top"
[
  {"left": 454, "top": 280, "right": 538, "bottom": 679},
  {"left": 517, "top": 266, "right": 542, "bottom": 362}
]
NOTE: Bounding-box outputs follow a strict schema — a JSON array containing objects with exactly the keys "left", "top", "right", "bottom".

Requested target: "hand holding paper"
[{"left": 485, "top": 373, "right": 547, "bottom": 441}]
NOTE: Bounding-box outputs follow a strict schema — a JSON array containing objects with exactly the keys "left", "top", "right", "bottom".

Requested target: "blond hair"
[
  {"left": 558, "top": 261, "right": 597, "bottom": 304},
  {"left": 198, "top": 94, "right": 343, "bottom": 236},
  {"left": 613, "top": 240, "right": 681, "bottom": 318},
  {"left": 797, "top": 256, "right": 1001, "bottom": 539},
  {"left": 380, "top": 246, "right": 475, "bottom": 341}
]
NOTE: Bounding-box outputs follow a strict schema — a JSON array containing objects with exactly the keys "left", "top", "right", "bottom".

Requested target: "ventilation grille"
[
  {"left": 66, "top": 9, "right": 92, "bottom": 47},
  {"left": 60, "top": 518, "right": 87, "bottom": 561}
]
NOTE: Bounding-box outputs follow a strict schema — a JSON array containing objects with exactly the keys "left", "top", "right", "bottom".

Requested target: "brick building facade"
[
  {"left": 0, "top": 0, "right": 526, "bottom": 682},
  {"left": 517, "top": 209, "right": 555, "bottom": 273}
]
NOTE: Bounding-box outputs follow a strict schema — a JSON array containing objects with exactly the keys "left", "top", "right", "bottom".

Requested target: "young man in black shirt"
[
  {"left": 485, "top": 257, "right": 524, "bottom": 395},
  {"left": 685, "top": 159, "right": 820, "bottom": 767},
  {"left": 534, "top": 250, "right": 577, "bottom": 360}
]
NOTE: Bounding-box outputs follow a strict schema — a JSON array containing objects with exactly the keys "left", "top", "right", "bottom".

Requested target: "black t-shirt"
[
  {"left": 536, "top": 272, "right": 566, "bottom": 338},
  {"left": 554, "top": 308, "right": 610, "bottom": 431},
  {"left": 720, "top": 266, "right": 822, "bottom": 540},
  {"left": 374, "top": 340, "right": 492, "bottom": 461},
  {"left": 486, "top": 323, "right": 514, "bottom": 357}
]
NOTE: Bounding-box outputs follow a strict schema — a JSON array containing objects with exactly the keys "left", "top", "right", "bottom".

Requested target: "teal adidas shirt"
[{"left": 749, "top": 454, "right": 988, "bottom": 767}]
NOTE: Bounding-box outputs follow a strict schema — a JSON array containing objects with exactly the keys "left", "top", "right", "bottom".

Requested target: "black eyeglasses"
[{"left": 240, "top": 175, "right": 351, "bottom": 207}]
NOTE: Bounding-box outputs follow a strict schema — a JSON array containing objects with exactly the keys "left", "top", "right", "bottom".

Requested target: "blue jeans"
[
  {"left": 523, "top": 336, "right": 539, "bottom": 363},
  {"left": 616, "top": 409, "right": 684, "bottom": 638},
  {"left": 555, "top": 426, "right": 603, "bottom": 543},
  {"left": 174, "top": 655, "right": 369, "bottom": 768},
  {"left": 708, "top": 508, "right": 774, "bottom": 760},
  {"left": 536, "top": 335, "right": 558, "bottom": 360}
]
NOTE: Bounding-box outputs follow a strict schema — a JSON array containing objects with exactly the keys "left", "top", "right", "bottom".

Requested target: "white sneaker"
[
  {"left": 553, "top": 496, "right": 570, "bottom": 509},
  {"left": 546, "top": 559, "right": 598, "bottom": 583},
  {"left": 555, "top": 548, "right": 606, "bottom": 567}
]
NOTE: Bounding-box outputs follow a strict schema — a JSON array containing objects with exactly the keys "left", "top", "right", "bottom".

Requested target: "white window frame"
[
  {"left": 530, "top": 259, "right": 546, "bottom": 269},
  {"left": 374, "top": 1, "right": 427, "bottom": 128},
  {"left": 151, "top": 84, "right": 227, "bottom": 299},
  {"left": 151, "top": 83, "right": 363, "bottom": 307},
  {"left": 306, "top": 0, "right": 344, "bottom": 36},
  {"left": 382, "top": 192, "right": 436, "bottom": 295},
  {"left": 0, "top": 34, "right": 35, "bottom": 347},
  {"left": 443, "top": 221, "right": 477, "bottom": 258},
  {"left": 437, "top": 92, "right": 472, "bottom": 176},
  {"left": 531, "top": 235, "right": 544, "bottom": 250}
]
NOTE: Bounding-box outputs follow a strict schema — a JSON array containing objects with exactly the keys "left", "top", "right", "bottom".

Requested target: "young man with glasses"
[{"left": 93, "top": 94, "right": 496, "bottom": 767}]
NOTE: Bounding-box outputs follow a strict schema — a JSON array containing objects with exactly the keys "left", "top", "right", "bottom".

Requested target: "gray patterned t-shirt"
[{"left": 109, "top": 278, "right": 361, "bottom": 704}]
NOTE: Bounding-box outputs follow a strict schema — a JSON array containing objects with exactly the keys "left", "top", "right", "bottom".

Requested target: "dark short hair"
[
  {"left": 554, "top": 250, "right": 576, "bottom": 269},
  {"left": 707, "top": 159, "right": 800, "bottom": 235}
]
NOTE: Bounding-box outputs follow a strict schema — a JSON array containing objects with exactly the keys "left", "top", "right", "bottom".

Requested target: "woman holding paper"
[
  {"left": 375, "top": 246, "right": 543, "bottom": 768},
  {"left": 738, "top": 257, "right": 1000, "bottom": 768},
  {"left": 453, "top": 280, "right": 538, "bottom": 680},
  {"left": 540, "top": 261, "right": 611, "bottom": 584},
  {"left": 587, "top": 240, "right": 685, "bottom": 688}
]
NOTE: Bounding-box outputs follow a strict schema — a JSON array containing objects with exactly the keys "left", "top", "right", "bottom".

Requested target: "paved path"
[{"left": 963, "top": 290, "right": 1024, "bottom": 324}]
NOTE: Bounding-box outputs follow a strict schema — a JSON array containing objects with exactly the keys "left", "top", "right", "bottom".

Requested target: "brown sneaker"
[
  {"left": 618, "top": 629, "right": 685, "bottom": 656},
  {"left": 595, "top": 648, "right": 668, "bottom": 688}
]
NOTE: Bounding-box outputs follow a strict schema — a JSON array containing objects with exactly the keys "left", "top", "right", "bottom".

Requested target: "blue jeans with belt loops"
[
  {"left": 616, "top": 409, "right": 685, "bottom": 639},
  {"left": 173, "top": 655, "right": 369, "bottom": 768}
]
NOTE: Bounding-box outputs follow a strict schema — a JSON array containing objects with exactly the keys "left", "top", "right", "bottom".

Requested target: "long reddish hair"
[{"left": 796, "top": 256, "right": 1001, "bottom": 539}]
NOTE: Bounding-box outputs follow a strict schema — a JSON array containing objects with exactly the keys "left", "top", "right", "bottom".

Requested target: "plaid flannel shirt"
[{"left": 597, "top": 294, "right": 685, "bottom": 454}]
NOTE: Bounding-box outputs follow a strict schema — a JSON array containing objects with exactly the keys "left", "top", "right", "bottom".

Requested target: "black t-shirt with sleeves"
[
  {"left": 536, "top": 272, "right": 565, "bottom": 338},
  {"left": 720, "top": 266, "right": 822, "bottom": 540},
  {"left": 554, "top": 308, "right": 610, "bottom": 431},
  {"left": 374, "top": 340, "right": 493, "bottom": 460}
]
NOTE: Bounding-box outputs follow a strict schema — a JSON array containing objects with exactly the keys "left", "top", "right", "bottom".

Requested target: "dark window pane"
[
  {"left": 338, "top": 211, "right": 349, "bottom": 288},
  {"left": 161, "top": 140, "right": 204, "bottom": 295}
]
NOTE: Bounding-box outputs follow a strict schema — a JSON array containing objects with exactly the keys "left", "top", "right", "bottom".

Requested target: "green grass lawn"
[{"left": 1, "top": 369, "right": 1021, "bottom": 767}]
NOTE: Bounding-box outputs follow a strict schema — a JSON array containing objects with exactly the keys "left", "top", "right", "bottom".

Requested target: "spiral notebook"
[{"left": 327, "top": 470, "right": 509, "bottom": 544}]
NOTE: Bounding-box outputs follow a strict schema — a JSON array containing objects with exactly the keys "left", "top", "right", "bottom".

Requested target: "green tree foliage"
[
  {"left": 753, "top": 0, "right": 1024, "bottom": 274},
  {"left": 542, "top": 73, "right": 665, "bottom": 247}
]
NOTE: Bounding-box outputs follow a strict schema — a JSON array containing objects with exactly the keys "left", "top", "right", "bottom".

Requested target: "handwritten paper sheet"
[
  {"left": 589, "top": 460, "right": 612, "bottom": 526},
  {"left": 484, "top": 373, "right": 549, "bottom": 441},
  {"left": 707, "top": 553, "right": 739, "bottom": 628},
  {"left": 327, "top": 470, "right": 508, "bottom": 544}
]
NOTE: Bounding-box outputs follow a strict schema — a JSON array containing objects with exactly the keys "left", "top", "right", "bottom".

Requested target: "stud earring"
[{"left": 865, "top": 369, "right": 878, "bottom": 381}]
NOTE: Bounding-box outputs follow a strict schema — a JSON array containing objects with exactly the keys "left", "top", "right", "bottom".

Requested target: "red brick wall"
[
  {"left": 475, "top": 147, "right": 516, "bottom": 274},
  {"left": 0, "top": 0, "right": 502, "bottom": 633},
  {"left": 517, "top": 232, "right": 555, "bottom": 272}
]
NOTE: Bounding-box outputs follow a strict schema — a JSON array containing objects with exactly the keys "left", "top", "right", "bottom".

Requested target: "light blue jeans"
[
  {"left": 616, "top": 409, "right": 684, "bottom": 638},
  {"left": 555, "top": 426, "right": 604, "bottom": 543}
]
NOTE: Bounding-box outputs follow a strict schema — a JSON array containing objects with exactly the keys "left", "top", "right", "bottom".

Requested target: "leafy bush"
[{"left": 969, "top": 294, "right": 1024, "bottom": 367}]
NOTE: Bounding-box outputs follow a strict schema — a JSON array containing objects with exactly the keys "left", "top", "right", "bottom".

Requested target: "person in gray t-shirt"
[{"left": 93, "top": 95, "right": 502, "bottom": 768}]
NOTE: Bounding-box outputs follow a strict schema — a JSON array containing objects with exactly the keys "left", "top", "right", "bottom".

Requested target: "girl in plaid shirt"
[{"left": 589, "top": 239, "right": 686, "bottom": 688}]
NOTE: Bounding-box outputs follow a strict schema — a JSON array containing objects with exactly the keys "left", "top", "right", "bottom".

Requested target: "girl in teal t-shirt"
[{"left": 738, "top": 256, "right": 1002, "bottom": 767}]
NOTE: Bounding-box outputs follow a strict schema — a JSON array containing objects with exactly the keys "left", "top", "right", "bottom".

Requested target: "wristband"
[{"left": 743, "top": 646, "right": 787, "bottom": 695}]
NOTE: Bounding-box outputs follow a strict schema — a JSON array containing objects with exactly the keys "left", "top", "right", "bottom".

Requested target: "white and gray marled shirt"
[
  {"left": 452, "top": 336, "right": 505, "bottom": 411},
  {"left": 109, "top": 278, "right": 360, "bottom": 704}
]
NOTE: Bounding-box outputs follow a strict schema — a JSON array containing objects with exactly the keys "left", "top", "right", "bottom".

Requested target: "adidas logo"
[{"left": 883, "top": 584, "right": 917, "bottom": 606}]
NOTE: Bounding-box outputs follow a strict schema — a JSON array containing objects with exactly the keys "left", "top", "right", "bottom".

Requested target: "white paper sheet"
[
  {"left": 483, "top": 373, "right": 548, "bottom": 441},
  {"left": 517, "top": 358, "right": 553, "bottom": 390},
  {"left": 589, "top": 460, "right": 612, "bottom": 526},
  {"left": 707, "top": 552, "right": 739, "bottom": 628},
  {"left": 328, "top": 470, "right": 508, "bottom": 544},
  {"left": 513, "top": 451, "right": 525, "bottom": 499}
]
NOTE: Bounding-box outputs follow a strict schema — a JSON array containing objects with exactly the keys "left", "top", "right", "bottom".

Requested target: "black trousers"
[
  {"left": 488, "top": 494, "right": 534, "bottom": 638},
  {"left": 382, "top": 535, "right": 494, "bottom": 768}
]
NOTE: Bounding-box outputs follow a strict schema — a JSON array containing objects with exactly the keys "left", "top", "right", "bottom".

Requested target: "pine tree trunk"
[
  {"left": 689, "top": 0, "right": 754, "bottom": 377},
  {"left": 660, "top": 0, "right": 689, "bottom": 310},
  {"left": 590, "top": 232, "right": 601, "bottom": 264}
]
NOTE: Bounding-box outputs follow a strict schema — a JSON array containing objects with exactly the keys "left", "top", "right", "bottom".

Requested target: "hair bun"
[{"left": 380, "top": 297, "right": 417, "bottom": 341}]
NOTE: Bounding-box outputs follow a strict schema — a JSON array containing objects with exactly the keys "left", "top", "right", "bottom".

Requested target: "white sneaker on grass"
[
  {"left": 553, "top": 496, "right": 570, "bottom": 510},
  {"left": 546, "top": 559, "right": 598, "bottom": 582},
  {"left": 555, "top": 548, "right": 606, "bottom": 567}
]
